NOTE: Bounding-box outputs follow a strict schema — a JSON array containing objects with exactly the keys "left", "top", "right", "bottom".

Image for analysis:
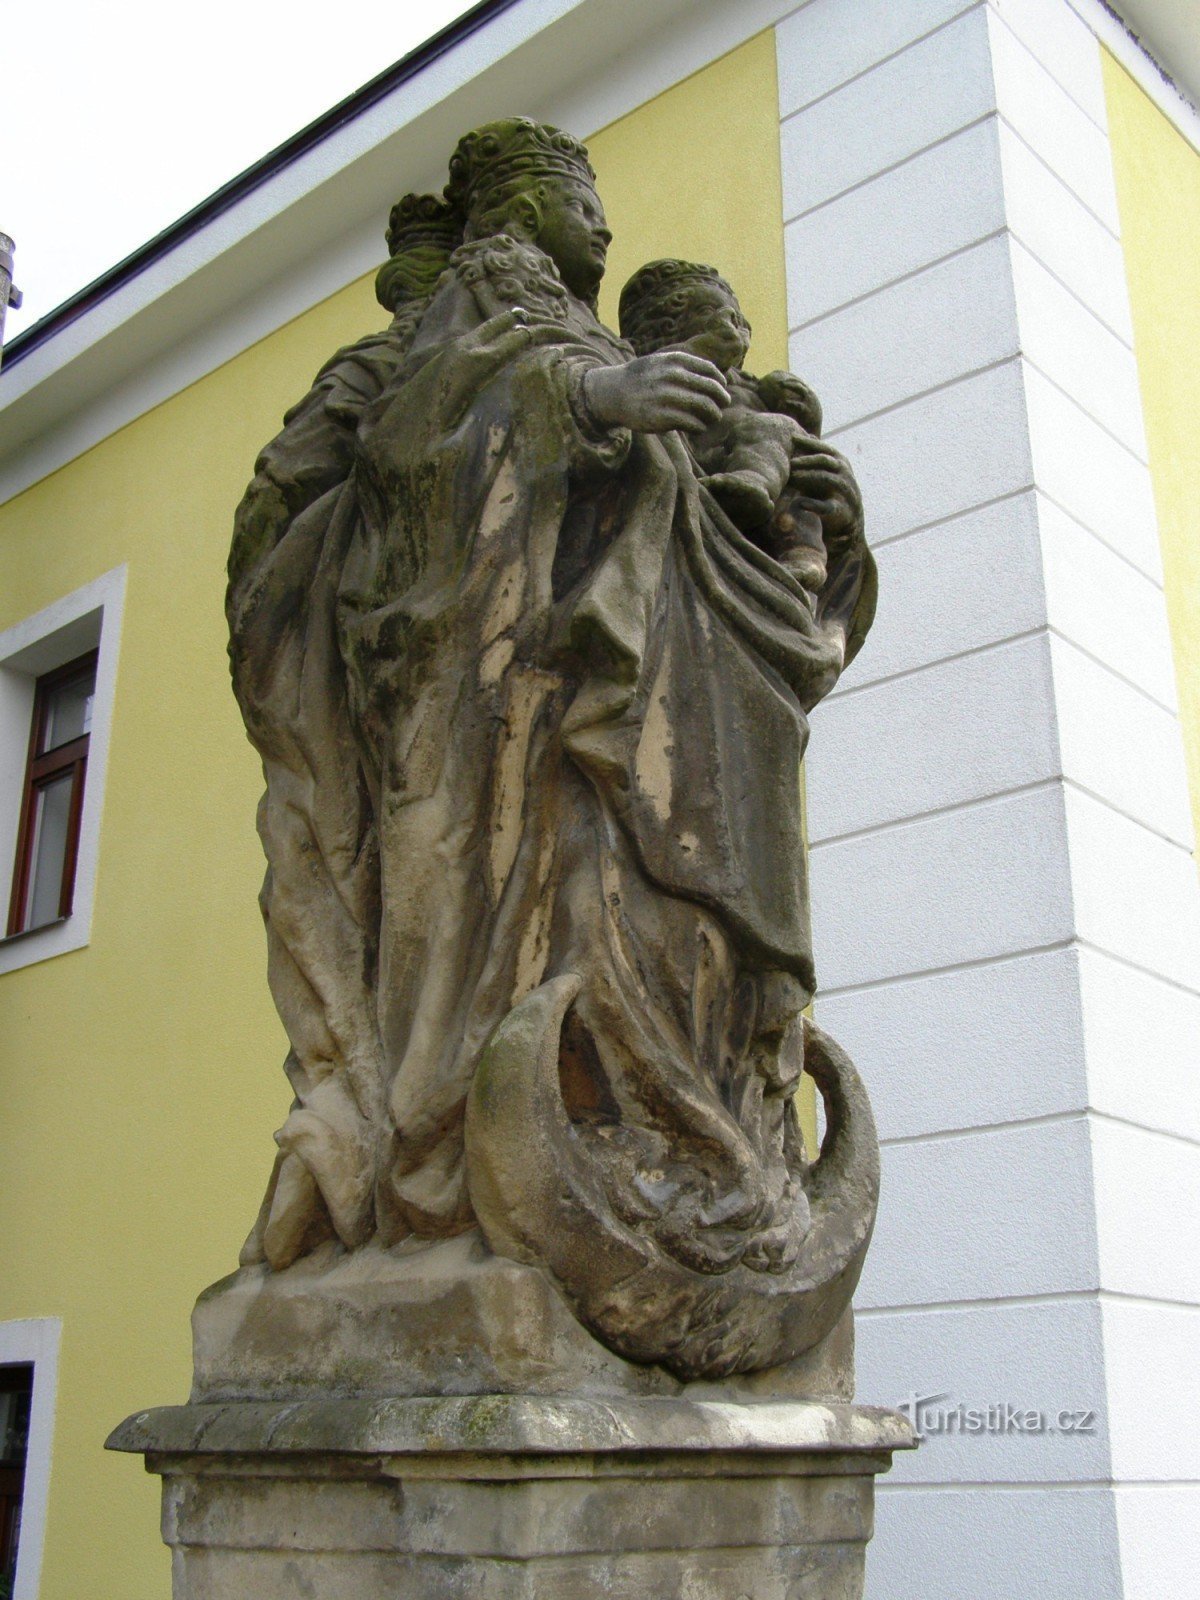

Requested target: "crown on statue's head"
[
  {"left": 385, "top": 193, "right": 463, "bottom": 258},
  {"left": 375, "top": 193, "right": 464, "bottom": 313},
  {"left": 445, "top": 118, "right": 597, "bottom": 221}
]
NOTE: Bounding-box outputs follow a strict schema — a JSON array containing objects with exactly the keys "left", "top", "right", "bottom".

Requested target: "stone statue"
[
  {"left": 110, "top": 116, "right": 912, "bottom": 1600},
  {"left": 223, "top": 117, "right": 878, "bottom": 1382}
]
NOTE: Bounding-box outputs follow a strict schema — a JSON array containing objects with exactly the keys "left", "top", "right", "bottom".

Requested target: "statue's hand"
[
  {"left": 458, "top": 308, "right": 566, "bottom": 383},
  {"left": 382, "top": 309, "right": 565, "bottom": 435},
  {"left": 786, "top": 434, "right": 863, "bottom": 541},
  {"left": 583, "top": 352, "right": 729, "bottom": 434},
  {"left": 757, "top": 369, "right": 823, "bottom": 436},
  {"left": 465, "top": 306, "right": 564, "bottom": 353}
]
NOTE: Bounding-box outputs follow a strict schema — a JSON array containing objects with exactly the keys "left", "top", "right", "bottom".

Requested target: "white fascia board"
[
  {"left": 0, "top": 0, "right": 796, "bottom": 507},
  {"left": 1071, "top": 0, "right": 1200, "bottom": 147}
]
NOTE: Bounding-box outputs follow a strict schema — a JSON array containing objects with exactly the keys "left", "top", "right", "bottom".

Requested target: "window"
[
  {"left": 0, "top": 568, "right": 124, "bottom": 975},
  {"left": 0, "top": 1322, "right": 58, "bottom": 1600},
  {"left": 7, "top": 654, "right": 97, "bottom": 936},
  {"left": 0, "top": 1367, "right": 32, "bottom": 1600}
]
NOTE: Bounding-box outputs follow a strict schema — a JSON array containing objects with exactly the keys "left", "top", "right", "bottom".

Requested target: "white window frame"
[
  {"left": 0, "top": 1318, "right": 61, "bottom": 1600},
  {"left": 0, "top": 567, "right": 125, "bottom": 975}
]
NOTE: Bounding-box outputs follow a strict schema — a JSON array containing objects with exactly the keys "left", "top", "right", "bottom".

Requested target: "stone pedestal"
[
  {"left": 108, "top": 1393, "right": 913, "bottom": 1599},
  {"left": 111, "top": 1238, "right": 913, "bottom": 1594}
]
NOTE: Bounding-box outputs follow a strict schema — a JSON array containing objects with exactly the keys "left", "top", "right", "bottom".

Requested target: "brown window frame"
[{"left": 6, "top": 650, "right": 98, "bottom": 938}]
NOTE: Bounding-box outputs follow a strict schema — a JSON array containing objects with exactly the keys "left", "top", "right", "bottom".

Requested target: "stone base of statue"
[
  {"left": 108, "top": 1236, "right": 912, "bottom": 1598},
  {"left": 185, "top": 1231, "right": 863, "bottom": 1404},
  {"left": 108, "top": 1392, "right": 910, "bottom": 1599}
]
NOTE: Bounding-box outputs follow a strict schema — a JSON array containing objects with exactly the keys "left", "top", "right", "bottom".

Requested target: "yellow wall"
[
  {"left": 0, "top": 30, "right": 791, "bottom": 1599},
  {"left": 590, "top": 25, "right": 790, "bottom": 376},
  {"left": 1103, "top": 52, "right": 1200, "bottom": 850},
  {"left": 0, "top": 281, "right": 373, "bottom": 1600}
]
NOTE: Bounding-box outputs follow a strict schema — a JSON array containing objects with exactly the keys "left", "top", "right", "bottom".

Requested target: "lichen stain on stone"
[
  {"left": 476, "top": 451, "right": 521, "bottom": 549},
  {"left": 478, "top": 635, "right": 515, "bottom": 685},
  {"left": 487, "top": 671, "right": 552, "bottom": 905},
  {"left": 635, "top": 651, "right": 675, "bottom": 824},
  {"left": 512, "top": 824, "right": 556, "bottom": 1000}
]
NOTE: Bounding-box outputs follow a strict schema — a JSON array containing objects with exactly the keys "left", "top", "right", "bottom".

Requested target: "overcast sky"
[{"left": 4, "top": 0, "right": 478, "bottom": 339}]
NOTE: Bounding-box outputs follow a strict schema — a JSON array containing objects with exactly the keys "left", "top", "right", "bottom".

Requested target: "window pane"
[
  {"left": 23, "top": 772, "right": 75, "bottom": 928},
  {"left": 0, "top": 1367, "right": 33, "bottom": 1592},
  {"left": 39, "top": 665, "right": 95, "bottom": 753}
]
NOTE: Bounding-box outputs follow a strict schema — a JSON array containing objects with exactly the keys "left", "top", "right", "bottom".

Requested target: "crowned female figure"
[{"left": 228, "top": 117, "right": 878, "bottom": 1379}]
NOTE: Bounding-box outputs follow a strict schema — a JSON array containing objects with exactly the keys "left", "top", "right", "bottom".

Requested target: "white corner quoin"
[{"left": 780, "top": 1, "right": 1200, "bottom": 1598}]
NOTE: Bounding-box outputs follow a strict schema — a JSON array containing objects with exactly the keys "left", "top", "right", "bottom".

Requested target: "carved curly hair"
[{"left": 449, "top": 234, "right": 570, "bottom": 323}]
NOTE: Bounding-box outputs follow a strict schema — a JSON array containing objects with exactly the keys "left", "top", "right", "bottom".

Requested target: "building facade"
[{"left": 1, "top": 1, "right": 1197, "bottom": 1596}]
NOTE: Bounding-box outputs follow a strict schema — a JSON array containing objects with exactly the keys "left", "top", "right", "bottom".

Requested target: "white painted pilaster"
[{"left": 777, "top": 1, "right": 1200, "bottom": 1593}]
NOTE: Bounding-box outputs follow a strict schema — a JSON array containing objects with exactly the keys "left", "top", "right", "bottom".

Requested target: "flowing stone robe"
[{"left": 228, "top": 234, "right": 876, "bottom": 1298}]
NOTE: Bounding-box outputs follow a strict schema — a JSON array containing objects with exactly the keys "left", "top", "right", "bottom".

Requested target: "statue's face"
[
  {"left": 676, "top": 283, "right": 751, "bottom": 373},
  {"left": 533, "top": 180, "right": 611, "bottom": 300}
]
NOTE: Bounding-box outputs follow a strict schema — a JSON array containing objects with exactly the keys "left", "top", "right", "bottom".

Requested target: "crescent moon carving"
[{"left": 465, "top": 973, "right": 880, "bottom": 1380}]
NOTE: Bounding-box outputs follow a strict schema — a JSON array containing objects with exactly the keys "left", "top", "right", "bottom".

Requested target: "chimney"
[{"left": 0, "top": 231, "right": 23, "bottom": 370}]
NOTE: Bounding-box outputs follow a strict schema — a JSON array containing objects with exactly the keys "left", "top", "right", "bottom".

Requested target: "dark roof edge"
[{"left": 2, "top": 0, "right": 520, "bottom": 374}]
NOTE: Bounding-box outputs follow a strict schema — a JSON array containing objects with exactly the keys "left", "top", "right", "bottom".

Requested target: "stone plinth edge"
[{"left": 108, "top": 1393, "right": 912, "bottom": 1465}]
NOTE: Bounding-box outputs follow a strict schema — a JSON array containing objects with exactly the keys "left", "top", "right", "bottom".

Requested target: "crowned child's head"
[{"left": 619, "top": 260, "right": 751, "bottom": 373}]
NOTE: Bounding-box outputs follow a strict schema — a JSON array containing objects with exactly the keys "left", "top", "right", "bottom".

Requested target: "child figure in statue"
[{"left": 619, "top": 259, "right": 828, "bottom": 594}]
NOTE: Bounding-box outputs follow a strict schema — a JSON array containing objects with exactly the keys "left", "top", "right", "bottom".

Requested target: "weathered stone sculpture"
[
  {"left": 111, "top": 118, "right": 910, "bottom": 1600},
  {"left": 225, "top": 117, "right": 877, "bottom": 1374}
]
